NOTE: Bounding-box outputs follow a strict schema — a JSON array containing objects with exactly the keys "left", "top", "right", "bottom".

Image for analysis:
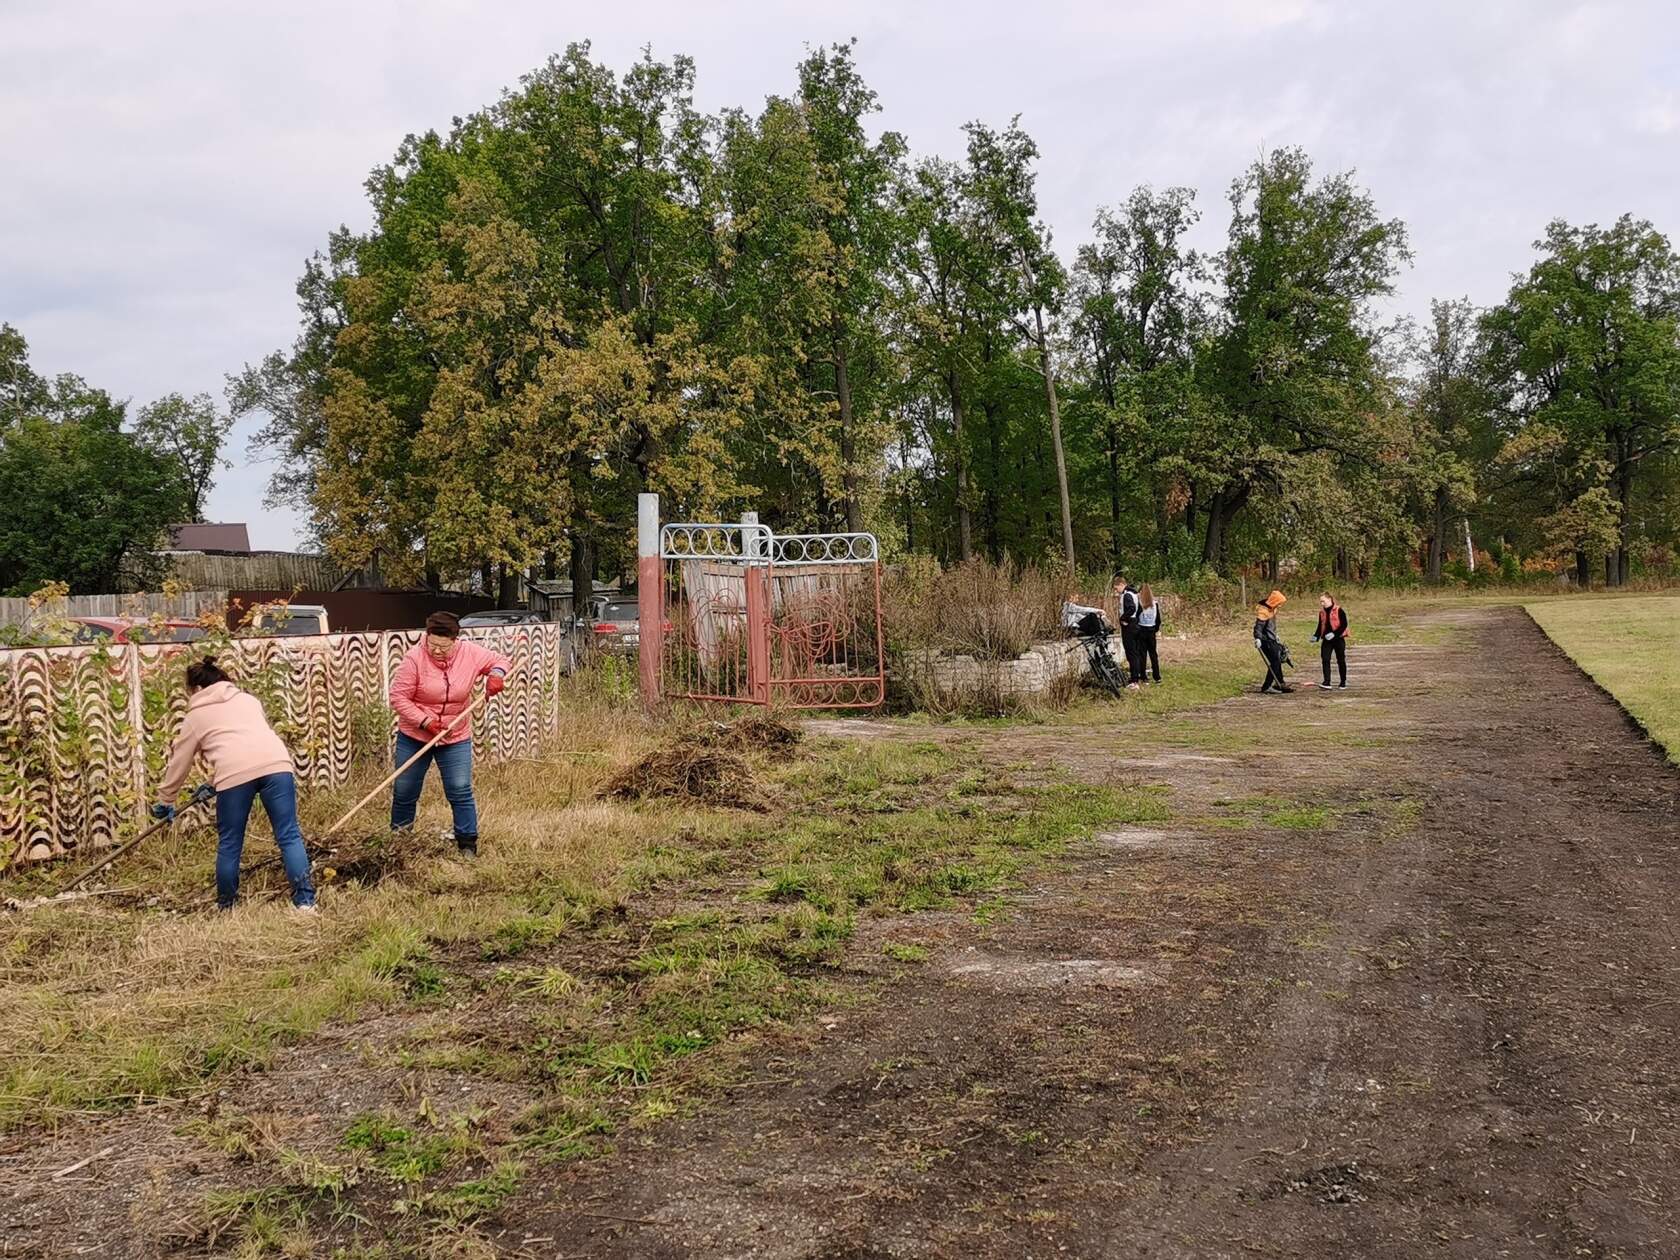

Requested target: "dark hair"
[
  {"left": 185, "top": 656, "right": 230, "bottom": 691},
  {"left": 425, "top": 611, "right": 461, "bottom": 639}
]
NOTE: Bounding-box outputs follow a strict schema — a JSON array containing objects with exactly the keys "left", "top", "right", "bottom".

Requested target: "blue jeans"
[
  {"left": 217, "top": 772, "right": 315, "bottom": 908},
  {"left": 390, "top": 734, "right": 478, "bottom": 839}
]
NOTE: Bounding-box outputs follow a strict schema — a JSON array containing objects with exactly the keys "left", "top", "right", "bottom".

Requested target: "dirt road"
[
  {"left": 523, "top": 606, "right": 1680, "bottom": 1258},
  {"left": 7, "top": 605, "right": 1679, "bottom": 1258}
]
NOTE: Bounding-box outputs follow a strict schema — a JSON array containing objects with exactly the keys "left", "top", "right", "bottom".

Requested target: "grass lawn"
[{"left": 1526, "top": 594, "right": 1680, "bottom": 762}]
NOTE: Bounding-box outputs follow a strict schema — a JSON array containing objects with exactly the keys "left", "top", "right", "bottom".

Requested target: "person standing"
[
  {"left": 153, "top": 657, "right": 316, "bottom": 912},
  {"left": 1312, "top": 592, "right": 1350, "bottom": 690},
  {"left": 1113, "top": 574, "right": 1142, "bottom": 689},
  {"left": 389, "top": 611, "right": 512, "bottom": 858},
  {"left": 1134, "top": 583, "right": 1163, "bottom": 684},
  {"left": 1254, "top": 590, "right": 1292, "bottom": 694}
]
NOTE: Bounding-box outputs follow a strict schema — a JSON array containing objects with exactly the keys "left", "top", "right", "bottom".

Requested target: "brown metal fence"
[
  {"left": 655, "top": 522, "right": 884, "bottom": 709},
  {"left": 0, "top": 623, "right": 572, "bottom": 865}
]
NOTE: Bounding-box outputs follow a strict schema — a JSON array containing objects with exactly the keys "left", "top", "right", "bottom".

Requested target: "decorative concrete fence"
[
  {"left": 0, "top": 624, "right": 572, "bottom": 865},
  {"left": 894, "top": 640, "right": 1088, "bottom": 705}
]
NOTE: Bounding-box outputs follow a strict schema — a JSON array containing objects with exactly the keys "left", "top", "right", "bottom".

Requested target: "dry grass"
[{"left": 884, "top": 556, "right": 1065, "bottom": 661}]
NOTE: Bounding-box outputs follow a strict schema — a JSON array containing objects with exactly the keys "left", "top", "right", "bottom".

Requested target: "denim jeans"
[
  {"left": 217, "top": 772, "right": 315, "bottom": 908},
  {"left": 389, "top": 734, "right": 478, "bottom": 838}
]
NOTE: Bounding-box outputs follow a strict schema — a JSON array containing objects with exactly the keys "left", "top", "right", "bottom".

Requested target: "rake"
[{"left": 60, "top": 783, "right": 218, "bottom": 896}]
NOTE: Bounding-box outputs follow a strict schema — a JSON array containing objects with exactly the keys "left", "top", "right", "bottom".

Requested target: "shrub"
[{"left": 882, "top": 557, "right": 1062, "bottom": 662}]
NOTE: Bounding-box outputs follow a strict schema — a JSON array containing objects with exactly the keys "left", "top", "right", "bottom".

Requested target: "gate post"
[{"left": 637, "top": 493, "right": 662, "bottom": 707}]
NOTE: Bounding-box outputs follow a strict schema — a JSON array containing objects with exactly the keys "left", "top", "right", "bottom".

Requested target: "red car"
[{"left": 69, "top": 616, "right": 209, "bottom": 645}]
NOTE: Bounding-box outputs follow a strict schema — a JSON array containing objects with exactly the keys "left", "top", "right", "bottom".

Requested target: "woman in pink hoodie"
[
  {"left": 388, "top": 610, "right": 512, "bottom": 857},
  {"left": 154, "top": 657, "right": 315, "bottom": 911}
]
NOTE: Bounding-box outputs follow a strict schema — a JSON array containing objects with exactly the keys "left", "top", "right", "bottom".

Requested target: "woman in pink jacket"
[
  {"left": 388, "top": 610, "right": 512, "bottom": 857},
  {"left": 154, "top": 657, "right": 315, "bottom": 911}
]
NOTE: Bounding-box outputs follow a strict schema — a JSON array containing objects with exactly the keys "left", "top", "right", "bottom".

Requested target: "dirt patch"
[
  {"left": 947, "top": 950, "right": 1155, "bottom": 990},
  {"left": 1091, "top": 826, "right": 1210, "bottom": 853}
]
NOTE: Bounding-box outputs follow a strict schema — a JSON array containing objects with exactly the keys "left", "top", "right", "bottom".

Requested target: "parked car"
[
  {"left": 69, "top": 616, "right": 208, "bottom": 645},
  {"left": 586, "top": 598, "right": 641, "bottom": 653},
  {"left": 458, "top": 609, "right": 546, "bottom": 628},
  {"left": 460, "top": 608, "right": 579, "bottom": 675},
  {"left": 250, "top": 604, "right": 330, "bottom": 636}
]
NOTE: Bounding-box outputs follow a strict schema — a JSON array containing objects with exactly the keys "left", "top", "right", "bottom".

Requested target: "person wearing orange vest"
[{"left": 1311, "top": 592, "right": 1351, "bottom": 689}]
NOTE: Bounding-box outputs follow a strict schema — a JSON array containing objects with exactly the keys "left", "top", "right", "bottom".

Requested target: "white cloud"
[{"left": 3, "top": 0, "right": 1678, "bottom": 549}]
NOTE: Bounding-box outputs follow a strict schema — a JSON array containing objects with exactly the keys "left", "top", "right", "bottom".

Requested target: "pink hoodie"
[
  {"left": 389, "top": 637, "right": 512, "bottom": 745},
  {"left": 158, "top": 682, "right": 294, "bottom": 800}
]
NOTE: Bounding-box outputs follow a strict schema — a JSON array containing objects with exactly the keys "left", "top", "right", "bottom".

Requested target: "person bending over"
[
  {"left": 1254, "top": 590, "right": 1292, "bottom": 695},
  {"left": 154, "top": 657, "right": 316, "bottom": 913}
]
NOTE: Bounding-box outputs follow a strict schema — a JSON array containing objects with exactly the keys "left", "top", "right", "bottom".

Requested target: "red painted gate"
[{"left": 636, "top": 495, "right": 885, "bottom": 709}]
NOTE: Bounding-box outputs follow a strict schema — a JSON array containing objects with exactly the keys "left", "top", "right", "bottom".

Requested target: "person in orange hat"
[{"left": 1254, "top": 590, "right": 1292, "bottom": 694}]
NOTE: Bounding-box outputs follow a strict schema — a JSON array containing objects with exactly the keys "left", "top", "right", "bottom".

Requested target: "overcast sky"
[{"left": 4, "top": 0, "right": 1677, "bottom": 549}]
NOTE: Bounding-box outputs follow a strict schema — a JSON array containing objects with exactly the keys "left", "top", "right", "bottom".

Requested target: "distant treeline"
[{"left": 206, "top": 41, "right": 1680, "bottom": 591}]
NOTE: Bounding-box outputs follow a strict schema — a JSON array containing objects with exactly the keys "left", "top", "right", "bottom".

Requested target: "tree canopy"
[{"left": 222, "top": 42, "right": 1680, "bottom": 590}]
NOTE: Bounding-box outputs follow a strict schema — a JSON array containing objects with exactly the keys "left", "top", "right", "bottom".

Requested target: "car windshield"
[
  {"left": 462, "top": 612, "right": 526, "bottom": 626},
  {"left": 601, "top": 603, "right": 639, "bottom": 622}
]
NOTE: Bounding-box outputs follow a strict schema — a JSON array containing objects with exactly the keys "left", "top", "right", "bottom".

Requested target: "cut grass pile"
[{"left": 1526, "top": 593, "right": 1680, "bottom": 762}]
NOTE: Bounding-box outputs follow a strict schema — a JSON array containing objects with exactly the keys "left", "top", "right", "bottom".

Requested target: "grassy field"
[{"left": 1526, "top": 593, "right": 1680, "bottom": 762}]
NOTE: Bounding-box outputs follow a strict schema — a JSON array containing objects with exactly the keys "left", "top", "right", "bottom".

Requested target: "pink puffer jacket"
[{"left": 389, "top": 638, "right": 512, "bottom": 745}]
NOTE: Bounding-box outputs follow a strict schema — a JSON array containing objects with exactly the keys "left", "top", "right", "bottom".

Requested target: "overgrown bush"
[{"left": 883, "top": 557, "right": 1063, "bottom": 662}]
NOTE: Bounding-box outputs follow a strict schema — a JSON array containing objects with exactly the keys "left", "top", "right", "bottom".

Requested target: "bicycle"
[{"left": 1066, "top": 609, "right": 1127, "bottom": 697}]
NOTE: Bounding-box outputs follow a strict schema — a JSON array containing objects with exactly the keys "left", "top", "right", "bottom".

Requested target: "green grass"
[{"left": 1527, "top": 594, "right": 1680, "bottom": 762}]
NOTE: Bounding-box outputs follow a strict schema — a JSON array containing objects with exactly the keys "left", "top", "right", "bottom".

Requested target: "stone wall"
[{"left": 896, "top": 639, "right": 1087, "bottom": 701}]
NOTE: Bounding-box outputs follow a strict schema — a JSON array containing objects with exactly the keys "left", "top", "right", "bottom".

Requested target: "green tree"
[
  {"left": 963, "top": 119, "right": 1076, "bottom": 567},
  {"left": 0, "top": 329, "right": 189, "bottom": 593},
  {"left": 1409, "top": 299, "right": 1496, "bottom": 581},
  {"left": 1200, "top": 148, "right": 1410, "bottom": 573},
  {"left": 1480, "top": 216, "right": 1680, "bottom": 585},
  {"left": 1069, "top": 185, "right": 1204, "bottom": 564},
  {"left": 133, "top": 391, "right": 232, "bottom": 521}
]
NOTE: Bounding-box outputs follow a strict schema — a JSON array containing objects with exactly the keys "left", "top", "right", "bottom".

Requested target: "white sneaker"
[{"left": 292, "top": 903, "right": 319, "bottom": 917}]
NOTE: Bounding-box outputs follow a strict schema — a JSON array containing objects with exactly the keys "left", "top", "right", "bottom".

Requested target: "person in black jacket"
[
  {"left": 1254, "top": 590, "right": 1291, "bottom": 694},
  {"left": 1311, "top": 592, "right": 1350, "bottom": 689},
  {"left": 1113, "top": 574, "right": 1142, "bottom": 689},
  {"left": 1134, "top": 583, "right": 1163, "bottom": 683}
]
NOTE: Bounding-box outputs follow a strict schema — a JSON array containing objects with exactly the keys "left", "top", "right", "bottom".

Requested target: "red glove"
[
  {"left": 484, "top": 670, "right": 505, "bottom": 697},
  {"left": 418, "top": 713, "right": 439, "bottom": 733}
]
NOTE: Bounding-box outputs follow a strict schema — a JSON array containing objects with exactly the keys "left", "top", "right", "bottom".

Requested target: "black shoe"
[
  {"left": 1338, "top": 682, "right": 1348, "bottom": 690},
  {"left": 1278, "top": 686, "right": 1295, "bottom": 694},
  {"left": 455, "top": 834, "right": 479, "bottom": 859},
  {"left": 1318, "top": 681, "right": 1332, "bottom": 690}
]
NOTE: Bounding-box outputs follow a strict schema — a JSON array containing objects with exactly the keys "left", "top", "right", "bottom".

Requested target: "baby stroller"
[{"left": 1062, "top": 601, "right": 1127, "bottom": 697}]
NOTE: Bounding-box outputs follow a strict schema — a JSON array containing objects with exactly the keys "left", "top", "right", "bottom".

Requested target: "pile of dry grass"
[
  {"left": 691, "top": 711, "right": 802, "bottom": 753},
  {"left": 599, "top": 743, "right": 767, "bottom": 811}
]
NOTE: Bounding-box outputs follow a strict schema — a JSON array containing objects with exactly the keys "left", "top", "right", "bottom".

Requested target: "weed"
[{"left": 884, "top": 942, "right": 930, "bottom": 964}]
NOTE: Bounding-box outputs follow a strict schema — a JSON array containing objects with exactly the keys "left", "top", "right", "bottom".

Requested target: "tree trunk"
[
  {"left": 542, "top": 550, "right": 557, "bottom": 581},
  {"left": 983, "top": 401, "right": 1002, "bottom": 561},
  {"left": 1616, "top": 445, "right": 1634, "bottom": 586},
  {"left": 570, "top": 527, "right": 595, "bottom": 615},
  {"left": 479, "top": 560, "right": 494, "bottom": 597},
  {"left": 834, "top": 329, "right": 862, "bottom": 534},
  {"left": 1032, "top": 304, "right": 1076, "bottom": 570},
  {"left": 899, "top": 429, "right": 915, "bottom": 555},
  {"left": 947, "top": 371, "right": 973, "bottom": 562},
  {"left": 1426, "top": 486, "right": 1446, "bottom": 583},
  {"left": 1200, "top": 485, "right": 1247, "bottom": 574},
  {"left": 498, "top": 564, "right": 521, "bottom": 608},
  {"left": 1107, "top": 422, "right": 1121, "bottom": 566},
  {"left": 1574, "top": 549, "right": 1590, "bottom": 588}
]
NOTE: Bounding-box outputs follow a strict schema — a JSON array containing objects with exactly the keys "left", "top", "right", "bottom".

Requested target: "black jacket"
[
  {"left": 1118, "top": 589, "right": 1140, "bottom": 627},
  {"left": 1254, "top": 616, "right": 1281, "bottom": 651}
]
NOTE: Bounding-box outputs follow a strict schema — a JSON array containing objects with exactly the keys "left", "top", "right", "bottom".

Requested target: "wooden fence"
[
  {"left": 0, "top": 624, "right": 571, "bottom": 865},
  {"left": 0, "top": 590, "right": 226, "bottom": 628},
  {"left": 167, "top": 551, "right": 339, "bottom": 590}
]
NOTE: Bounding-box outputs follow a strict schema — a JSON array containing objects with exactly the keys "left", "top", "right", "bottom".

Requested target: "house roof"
[{"left": 166, "top": 523, "right": 252, "bottom": 553}]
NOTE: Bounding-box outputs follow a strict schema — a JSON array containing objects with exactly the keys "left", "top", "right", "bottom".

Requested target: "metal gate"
[{"left": 635, "top": 495, "right": 885, "bottom": 709}]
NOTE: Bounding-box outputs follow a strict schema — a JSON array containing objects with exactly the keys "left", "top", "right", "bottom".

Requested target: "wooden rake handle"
[{"left": 320, "top": 667, "right": 513, "bottom": 842}]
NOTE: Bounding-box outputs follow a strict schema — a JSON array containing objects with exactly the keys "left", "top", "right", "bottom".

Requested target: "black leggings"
[
  {"left": 1321, "top": 636, "right": 1347, "bottom": 685},
  {"left": 1259, "top": 642, "right": 1287, "bottom": 691},
  {"left": 1135, "top": 625, "right": 1160, "bottom": 681}
]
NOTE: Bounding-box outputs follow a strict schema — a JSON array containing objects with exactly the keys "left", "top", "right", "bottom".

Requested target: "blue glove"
[{"left": 150, "top": 803, "right": 176, "bottom": 822}]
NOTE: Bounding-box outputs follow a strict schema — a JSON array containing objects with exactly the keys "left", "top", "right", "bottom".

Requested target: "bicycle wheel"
[{"left": 1088, "top": 645, "right": 1125, "bottom": 696}]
